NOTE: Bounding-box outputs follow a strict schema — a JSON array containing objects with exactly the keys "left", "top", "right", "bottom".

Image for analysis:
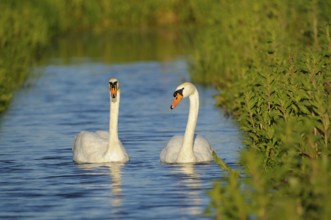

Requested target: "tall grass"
[
  {"left": 191, "top": 0, "right": 331, "bottom": 219},
  {"left": 0, "top": 1, "right": 49, "bottom": 113}
]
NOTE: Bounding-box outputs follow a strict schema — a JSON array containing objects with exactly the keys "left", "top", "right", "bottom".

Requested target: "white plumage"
[
  {"left": 72, "top": 78, "right": 129, "bottom": 163},
  {"left": 160, "top": 82, "right": 214, "bottom": 163}
]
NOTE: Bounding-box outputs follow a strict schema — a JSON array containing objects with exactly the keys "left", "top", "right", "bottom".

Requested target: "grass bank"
[
  {"left": 0, "top": 1, "right": 49, "bottom": 112},
  {"left": 190, "top": 1, "right": 331, "bottom": 219}
]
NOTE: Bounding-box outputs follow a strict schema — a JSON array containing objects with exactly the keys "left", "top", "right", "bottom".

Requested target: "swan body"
[
  {"left": 72, "top": 78, "right": 129, "bottom": 163},
  {"left": 160, "top": 82, "right": 214, "bottom": 163}
]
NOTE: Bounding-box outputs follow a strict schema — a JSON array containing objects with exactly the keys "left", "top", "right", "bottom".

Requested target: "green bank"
[{"left": 192, "top": 1, "right": 331, "bottom": 219}]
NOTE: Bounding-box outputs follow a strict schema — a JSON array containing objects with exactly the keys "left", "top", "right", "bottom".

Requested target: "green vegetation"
[
  {"left": 0, "top": 0, "right": 213, "bottom": 113},
  {"left": 191, "top": 1, "right": 331, "bottom": 219},
  {"left": 0, "top": 1, "right": 48, "bottom": 112},
  {"left": 48, "top": 30, "right": 196, "bottom": 64},
  {"left": 1, "top": 0, "right": 331, "bottom": 219}
]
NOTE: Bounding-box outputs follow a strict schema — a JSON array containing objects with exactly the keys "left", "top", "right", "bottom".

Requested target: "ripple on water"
[{"left": 0, "top": 60, "right": 242, "bottom": 219}]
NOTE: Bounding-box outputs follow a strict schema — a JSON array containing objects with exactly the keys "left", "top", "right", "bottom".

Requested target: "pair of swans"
[{"left": 72, "top": 78, "right": 214, "bottom": 164}]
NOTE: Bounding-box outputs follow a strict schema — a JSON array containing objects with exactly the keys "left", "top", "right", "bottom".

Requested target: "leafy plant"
[{"left": 191, "top": 0, "right": 331, "bottom": 219}]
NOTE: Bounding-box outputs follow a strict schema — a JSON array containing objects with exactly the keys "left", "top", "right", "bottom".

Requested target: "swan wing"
[
  {"left": 193, "top": 135, "right": 214, "bottom": 162},
  {"left": 160, "top": 135, "right": 183, "bottom": 163},
  {"left": 95, "top": 130, "right": 109, "bottom": 139},
  {"left": 160, "top": 135, "right": 214, "bottom": 163},
  {"left": 73, "top": 131, "right": 108, "bottom": 163}
]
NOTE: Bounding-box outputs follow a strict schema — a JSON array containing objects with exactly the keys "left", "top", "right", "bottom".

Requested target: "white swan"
[
  {"left": 72, "top": 78, "right": 129, "bottom": 163},
  {"left": 160, "top": 82, "right": 214, "bottom": 163}
]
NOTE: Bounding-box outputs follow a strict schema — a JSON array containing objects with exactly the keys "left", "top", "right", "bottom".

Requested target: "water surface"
[{"left": 0, "top": 32, "right": 242, "bottom": 219}]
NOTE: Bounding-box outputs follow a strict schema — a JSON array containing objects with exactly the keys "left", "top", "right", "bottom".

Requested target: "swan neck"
[
  {"left": 179, "top": 90, "right": 199, "bottom": 160},
  {"left": 109, "top": 90, "right": 120, "bottom": 141}
]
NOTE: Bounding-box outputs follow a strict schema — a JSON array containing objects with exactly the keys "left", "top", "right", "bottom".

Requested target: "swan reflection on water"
[
  {"left": 172, "top": 164, "right": 203, "bottom": 216},
  {"left": 76, "top": 163, "right": 124, "bottom": 209}
]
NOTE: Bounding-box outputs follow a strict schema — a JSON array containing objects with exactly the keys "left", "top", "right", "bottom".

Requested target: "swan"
[
  {"left": 72, "top": 78, "right": 129, "bottom": 163},
  {"left": 160, "top": 82, "right": 214, "bottom": 163}
]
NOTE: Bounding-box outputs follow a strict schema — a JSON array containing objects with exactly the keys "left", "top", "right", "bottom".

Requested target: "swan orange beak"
[
  {"left": 110, "top": 87, "right": 117, "bottom": 98},
  {"left": 170, "top": 93, "right": 183, "bottom": 109}
]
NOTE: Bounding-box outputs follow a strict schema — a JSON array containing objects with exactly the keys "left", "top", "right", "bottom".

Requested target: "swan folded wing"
[
  {"left": 95, "top": 130, "right": 109, "bottom": 139},
  {"left": 160, "top": 136, "right": 184, "bottom": 163},
  {"left": 193, "top": 135, "right": 214, "bottom": 162},
  {"left": 73, "top": 131, "right": 108, "bottom": 163}
]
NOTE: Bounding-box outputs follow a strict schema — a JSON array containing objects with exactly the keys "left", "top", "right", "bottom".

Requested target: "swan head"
[
  {"left": 108, "top": 78, "right": 120, "bottom": 99},
  {"left": 170, "top": 82, "right": 196, "bottom": 109}
]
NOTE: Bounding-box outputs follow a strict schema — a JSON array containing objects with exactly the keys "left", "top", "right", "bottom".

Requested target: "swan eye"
[
  {"left": 109, "top": 81, "right": 118, "bottom": 89},
  {"left": 173, "top": 88, "right": 184, "bottom": 97}
]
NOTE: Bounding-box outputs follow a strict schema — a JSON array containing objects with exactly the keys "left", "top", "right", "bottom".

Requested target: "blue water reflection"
[{"left": 0, "top": 60, "right": 242, "bottom": 219}]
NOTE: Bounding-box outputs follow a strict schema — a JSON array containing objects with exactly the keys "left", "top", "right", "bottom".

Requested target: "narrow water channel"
[{"left": 0, "top": 31, "right": 242, "bottom": 219}]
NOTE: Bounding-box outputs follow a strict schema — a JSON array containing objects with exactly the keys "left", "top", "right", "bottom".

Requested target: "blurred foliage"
[
  {"left": 191, "top": 0, "right": 331, "bottom": 219},
  {"left": 0, "top": 0, "right": 48, "bottom": 112},
  {"left": 47, "top": 29, "right": 196, "bottom": 64},
  {"left": 0, "top": 0, "right": 217, "bottom": 113}
]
